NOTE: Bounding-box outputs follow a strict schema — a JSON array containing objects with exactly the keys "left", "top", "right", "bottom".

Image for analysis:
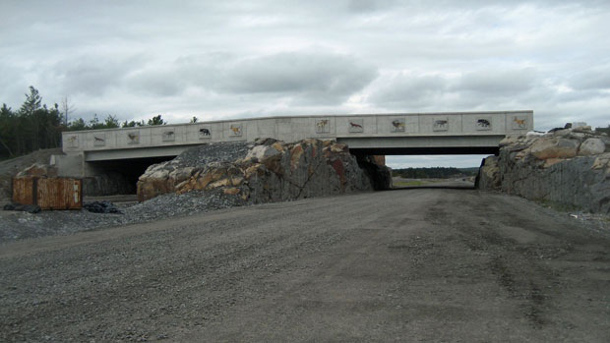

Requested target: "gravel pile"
[
  {"left": 165, "top": 141, "right": 250, "bottom": 168},
  {"left": 0, "top": 142, "right": 253, "bottom": 243},
  {"left": 1, "top": 186, "right": 253, "bottom": 243}
]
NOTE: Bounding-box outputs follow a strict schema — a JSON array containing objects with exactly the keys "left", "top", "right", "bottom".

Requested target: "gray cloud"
[
  {"left": 51, "top": 54, "right": 146, "bottom": 97},
  {"left": 368, "top": 74, "right": 447, "bottom": 109},
  {"left": 126, "top": 69, "right": 187, "bottom": 97},
  {"left": 569, "top": 66, "right": 610, "bottom": 91},
  {"left": 453, "top": 69, "right": 537, "bottom": 95},
  {"left": 220, "top": 52, "right": 377, "bottom": 105},
  {"left": 347, "top": 0, "right": 397, "bottom": 13},
  {"left": 369, "top": 68, "right": 539, "bottom": 112},
  {"left": 148, "top": 51, "right": 379, "bottom": 106}
]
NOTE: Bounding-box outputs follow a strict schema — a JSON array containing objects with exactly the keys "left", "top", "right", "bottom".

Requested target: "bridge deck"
[{"left": 61, "top": 111, "right": 533, "bottom": 161}]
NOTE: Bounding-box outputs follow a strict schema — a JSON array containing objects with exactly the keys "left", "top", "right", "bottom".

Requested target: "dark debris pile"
[
  {"left": 3, "top": 203, "right": 41, "bottom": 214},
  {"left": 83, "top": 201, "right": 123, "bottom": 214}
]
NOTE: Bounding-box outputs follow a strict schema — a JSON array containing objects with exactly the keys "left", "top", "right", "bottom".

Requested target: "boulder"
[
  {"left": 529, "top": 138, "right": 578, "bottom": 160},
  {"left": 578, "top": 138, "right": 606, "bottom": 156}
]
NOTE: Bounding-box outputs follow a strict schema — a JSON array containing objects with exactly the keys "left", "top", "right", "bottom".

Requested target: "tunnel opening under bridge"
[
  {"left": 83, "top": 147, "right": 498, "bottom": 196},
  {"left": 350, "top": 146, "right": 499, "bottom": 190},
  {"left": 85, "top": 155, "right": 176, "bottom": 195}
]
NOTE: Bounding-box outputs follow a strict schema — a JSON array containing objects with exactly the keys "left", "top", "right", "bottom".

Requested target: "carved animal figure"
[
  {"left": 67, "top": 136, "right": 77, "bottom": 143},
  {"left": 434, "top": 120, "right": 448, "bottom": 128},
  {"left": 128, "top": 133, "right": 138, "bottom": 141},
  {"left": 477, "top": 119, "right": 491, "bottom": 128},
  {"left": 199, "top": 128, "right": 211, "bottom": 136},
  {"left": 513, "top": 118, "right": 526, "bottom": 127},
  {"left": 230, "top": 125, "right": 241, "bottom": 135},
  {"left": 316, "top": 120, "right": 330, "bottom": 131},
  {"left": 94, "top": 136, "right": 105, "bottom": 142},
  {"left": 164, "top": 131, "right": 174, "bottom": 136},
  {"left": 391, "top": 120, "right": 405, "bottom": 130},
  {"left": 349, "top": 122, "right": 363, "bottom": 129}
]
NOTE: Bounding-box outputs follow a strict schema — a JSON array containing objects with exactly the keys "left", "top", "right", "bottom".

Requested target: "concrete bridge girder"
[{"left": 56, "top": 111, "right": 533, "bottom": 178}]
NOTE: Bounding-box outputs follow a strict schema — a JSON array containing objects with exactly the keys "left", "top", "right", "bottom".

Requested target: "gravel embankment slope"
[
  {"left": 0, "top": 190, "right": 248, "bottom": 242},
  {"left": 1, "top": 188, "right": 609, "bottom": 342}
]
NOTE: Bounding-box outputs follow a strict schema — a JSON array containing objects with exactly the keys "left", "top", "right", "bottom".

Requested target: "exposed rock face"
[
  {"left": 355, "top": 155, "right": 393, "bottom": 191},
  {"left": 137, "top": 139, "right": 389, "bottom": 203},
  {"left": 478, "top": 126, "right": 610, "bottom": 214}
]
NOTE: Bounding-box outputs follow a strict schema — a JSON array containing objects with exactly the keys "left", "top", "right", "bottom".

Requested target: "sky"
[{"left": 1, "top": 0, "right": 609, "bottom": 168}]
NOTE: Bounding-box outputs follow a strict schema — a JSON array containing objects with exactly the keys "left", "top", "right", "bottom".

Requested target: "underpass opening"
[
  {"left": 86, "top": 156, "right": 176, "bottom": 195},
  {"left": 351, "top": 148, "right": 496, "bottom": 191}
]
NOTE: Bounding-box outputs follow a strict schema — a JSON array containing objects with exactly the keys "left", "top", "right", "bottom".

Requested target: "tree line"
[
  {"left": 392, "top": 167, "right": 477, "bottom": 179},
  {"left": 0, "top": 86, "right": 168, "bottom": 160}
]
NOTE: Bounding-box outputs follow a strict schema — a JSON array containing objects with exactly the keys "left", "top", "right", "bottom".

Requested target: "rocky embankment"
[
  {"left": 478, "top": 125, "right": 610, "bottom": 214},
  {"left": 138, "top": 138, "right": 391, "bottom": 203},
  {"left": 1, "top": 139, "right": 390, "bottom": 242}
]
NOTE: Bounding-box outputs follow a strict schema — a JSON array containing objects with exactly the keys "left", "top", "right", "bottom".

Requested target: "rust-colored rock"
[
  {"left": 137, "top": 139, "right": 391, "bottom": 204},
  {"left": 290, "top": 144, "right": 304, "bottom": 171},
  {"left": 223, "top": 187, "right": 241, "bottom": 195}
]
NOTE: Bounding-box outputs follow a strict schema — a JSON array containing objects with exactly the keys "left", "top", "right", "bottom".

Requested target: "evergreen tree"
[
  {"left": 147, "top": 114, "right": 166, "bottom": 126},
  {"left": 19, "top": 86, "right": 42, "bottom": 116},
  {"left": 0, "top": 104, "right": 15, "bottom": 158}
]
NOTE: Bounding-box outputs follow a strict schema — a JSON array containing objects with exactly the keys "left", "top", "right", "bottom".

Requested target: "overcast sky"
[{"left": 1, "top": 0, "right": 609, "bottom": 168}]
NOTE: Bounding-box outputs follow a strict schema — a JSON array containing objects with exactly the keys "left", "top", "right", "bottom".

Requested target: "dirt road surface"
[{"left": 1, "top": 188, "right": 609, "bottom": 342}]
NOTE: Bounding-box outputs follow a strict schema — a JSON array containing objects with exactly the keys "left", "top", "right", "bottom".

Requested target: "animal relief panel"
[
  {"left": 390, "top": 118, "right": 405, "bottom": 133},
  {"left": 476, "top": 118, "right": 492, "bottom": 131},
  {"left": 93, "top": 134, "right": 106, "bottom": 147},
  {"left": 66, "top": 135, "right": 78, "bottom": 148},
  {"left": 162, "top": 130, "right": 175, "bottom": 142},
  {"left": 512, "top": 117, "right": 527, "bottom": 130},
  {"left": 348, "top": 119, "right": 364, "bottom": 133},
  {"left": 199, "top": 126, "right": 212, "bottom": 139},
  {"left": 230, "top": 124, "right": 242, "bottom": 137},
  {"left": 433, "top": 118, "right": 449, "bottom": 132},
  {"left": 315, "top": 119, "right": 330, "bottom": 134},
  {"left": 127, "top": 131, "right": 140, "bottom": 144}
]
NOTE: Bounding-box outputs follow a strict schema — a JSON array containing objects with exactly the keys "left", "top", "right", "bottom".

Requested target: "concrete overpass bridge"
[{"left": 54, "top": 111, "right": 533, "bottom": 179}]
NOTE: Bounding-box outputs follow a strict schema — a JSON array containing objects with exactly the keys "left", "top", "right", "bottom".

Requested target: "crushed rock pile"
[
  {"left": 478, "top": 124, "right": 610, "bottom": 214},
  {"left": 0, "top": 190, "right": 251, "bottom": 242}
]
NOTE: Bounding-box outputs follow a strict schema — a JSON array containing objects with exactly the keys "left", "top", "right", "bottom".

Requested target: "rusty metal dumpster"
[
  {"left": 12, "top": 177, "right": 36, "bottom": 206},
  {"left": 12, "top": 177, "right": 82, "bottom": 210}
]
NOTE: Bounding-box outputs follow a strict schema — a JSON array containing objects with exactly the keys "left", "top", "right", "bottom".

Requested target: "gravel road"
[{"left": 1, "top": 188, "right": 609, "bottom": 342}]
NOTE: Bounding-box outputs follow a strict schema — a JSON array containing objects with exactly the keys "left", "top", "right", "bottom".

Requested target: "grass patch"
[
  {"left": 393, "top": 179, "right": 446, "bottom": 187},
  {"left": 394, "top": 180, "right": 426, "bottom": 187}
]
